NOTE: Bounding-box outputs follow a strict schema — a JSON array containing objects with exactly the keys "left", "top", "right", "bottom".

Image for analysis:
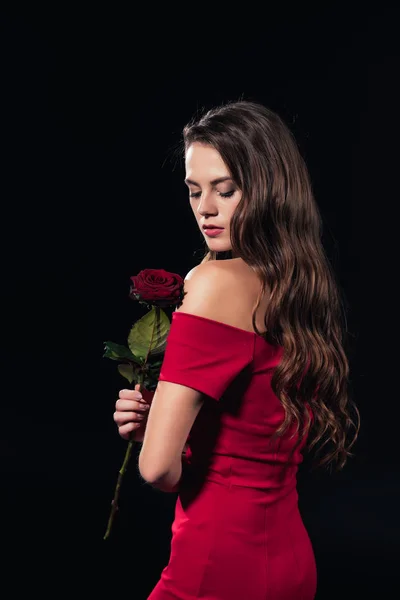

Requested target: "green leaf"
[
  {"left": 127, "top": 307, "right": 170, "bottom": 361},
  {"left": 103, "top": 341, "right": 143, "bottom": 364},
  {"left": 147, "top": 358, "right": 163, "bottom": 370},
  {"left": 118, "top": 363, "right": 135, "bottom": 383}
]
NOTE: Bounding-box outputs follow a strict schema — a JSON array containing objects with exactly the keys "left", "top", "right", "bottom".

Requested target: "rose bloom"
[{"left": 129, "top": 268, "right": 184, "bottom": 308}]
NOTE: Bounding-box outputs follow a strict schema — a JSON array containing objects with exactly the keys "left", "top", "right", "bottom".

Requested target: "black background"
[{"left": 1, "top": 5, "right": 399, "bottom": 598}]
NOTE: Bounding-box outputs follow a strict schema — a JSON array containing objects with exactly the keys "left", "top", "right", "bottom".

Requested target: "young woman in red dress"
[{"left": 113, "top": 101, "right": 360, "bottom": 599}]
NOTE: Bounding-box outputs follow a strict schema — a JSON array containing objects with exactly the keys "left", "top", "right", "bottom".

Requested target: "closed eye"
[{"left": 189, "top": 190, "right": 235, "bottom": 199}]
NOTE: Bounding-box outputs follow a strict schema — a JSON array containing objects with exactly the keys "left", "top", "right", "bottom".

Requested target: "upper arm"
[{"left": 138, "top": 263, "right": 237, "bottom": 482}]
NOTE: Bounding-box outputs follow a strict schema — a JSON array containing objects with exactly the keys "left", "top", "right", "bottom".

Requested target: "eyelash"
[{"left": 189, "top": 190, "right": 235, "bottom": 199}]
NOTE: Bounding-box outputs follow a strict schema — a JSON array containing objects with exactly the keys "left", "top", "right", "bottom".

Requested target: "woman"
[{"left": 114, "top": 100, "right": 360, "bottom": 599}]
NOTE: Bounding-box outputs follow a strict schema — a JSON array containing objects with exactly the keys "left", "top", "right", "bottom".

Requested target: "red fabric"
[{"left": 148, "top": 312, "right": 317, "bottom": 600}]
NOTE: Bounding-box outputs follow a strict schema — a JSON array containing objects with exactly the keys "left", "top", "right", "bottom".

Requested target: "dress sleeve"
[{"left": 158, "top": 312, "right": 255, "bottom": 401}]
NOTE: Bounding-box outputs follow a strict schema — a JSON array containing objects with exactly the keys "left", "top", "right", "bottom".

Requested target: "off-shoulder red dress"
[{"left": 147, "top": 312, "right": 317, "bottom": 600}]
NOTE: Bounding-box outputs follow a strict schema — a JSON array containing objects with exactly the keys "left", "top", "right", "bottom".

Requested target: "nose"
[{"left": 197, "top": 190, "right": 217, "bottom": 216}]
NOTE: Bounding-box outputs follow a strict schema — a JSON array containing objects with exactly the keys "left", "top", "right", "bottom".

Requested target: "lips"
[{"left": 204, "top": 227, "right": 224, "bottom": 237}]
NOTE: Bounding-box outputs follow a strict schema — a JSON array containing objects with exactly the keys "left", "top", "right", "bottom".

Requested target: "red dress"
[{"left": 147, "top": 312, "right": 317, "bottom": 600}]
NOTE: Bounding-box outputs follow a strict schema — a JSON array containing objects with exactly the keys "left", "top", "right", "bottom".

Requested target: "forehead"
[{"left": 185, "top": 142, "right": 229, "bottom": 177}]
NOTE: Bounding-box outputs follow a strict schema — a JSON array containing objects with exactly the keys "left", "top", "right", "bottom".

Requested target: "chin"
[
  {"left": 207, "top": 246, "right": 234, "bottom": 260},
  {"left": 207, "top": 242, "right": 232, "bottom": 252}
]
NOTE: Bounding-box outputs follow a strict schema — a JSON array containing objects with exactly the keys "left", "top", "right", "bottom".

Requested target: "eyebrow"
[{"left": 184, "top": 176, "right": 233, "bottom": 187}]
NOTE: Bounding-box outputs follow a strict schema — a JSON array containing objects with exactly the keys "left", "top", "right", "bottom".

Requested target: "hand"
[{"left": 113, "top": 383, "right": 151, "bottom": 442}]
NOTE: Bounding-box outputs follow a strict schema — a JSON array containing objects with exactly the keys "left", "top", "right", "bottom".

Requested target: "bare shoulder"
[
  {"left": 183, "top": 258, "right": 251, "bottom": 292},
  {"left": 185, "top": 257, "right": 253, "bottom": 279},
  {"left": 178, "top": 259, "right": 263, "bottom": 332}
]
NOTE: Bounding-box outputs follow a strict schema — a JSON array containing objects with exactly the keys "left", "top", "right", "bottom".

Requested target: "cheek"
[
  {"left": 228, "top": 196, "right": 241, "bottom": 217},
  {"left": 234, "top": 192, "right": 242, "bottom": 207}
]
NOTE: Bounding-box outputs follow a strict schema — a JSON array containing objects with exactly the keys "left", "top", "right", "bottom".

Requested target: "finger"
[
  {"left": 113, "top": 411, "right": 146, "bottom": 426},
  {"left": 118, "top": 421, "right": 141, "bottom": 440},
  {"left": 115, "top": 399, "right": 150, "bottom": 412},
  {"left": 119, "top": 388, "right": 144, "bottom": 402}
]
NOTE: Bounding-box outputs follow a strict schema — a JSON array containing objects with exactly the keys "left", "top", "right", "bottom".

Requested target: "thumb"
[{"left": 134, "top": 382, "right": 141, "bottom": 393}]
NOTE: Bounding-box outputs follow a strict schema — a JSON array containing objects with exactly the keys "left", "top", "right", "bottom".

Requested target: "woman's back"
[
  {"left": 170, "top": 259, "right": 310, "bottom": 495},
  {"left": 149, "top": 260, "right": 317, "bottom": 599}
]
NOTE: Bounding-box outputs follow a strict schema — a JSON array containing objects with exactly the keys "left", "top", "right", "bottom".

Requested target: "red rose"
[{"left": 129, "top": 268, "right": 184, "bottom": 308}]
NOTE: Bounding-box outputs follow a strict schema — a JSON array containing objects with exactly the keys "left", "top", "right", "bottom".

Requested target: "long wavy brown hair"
[{"left": 182, "top": 100, "right": 360, "bottom": 471}]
